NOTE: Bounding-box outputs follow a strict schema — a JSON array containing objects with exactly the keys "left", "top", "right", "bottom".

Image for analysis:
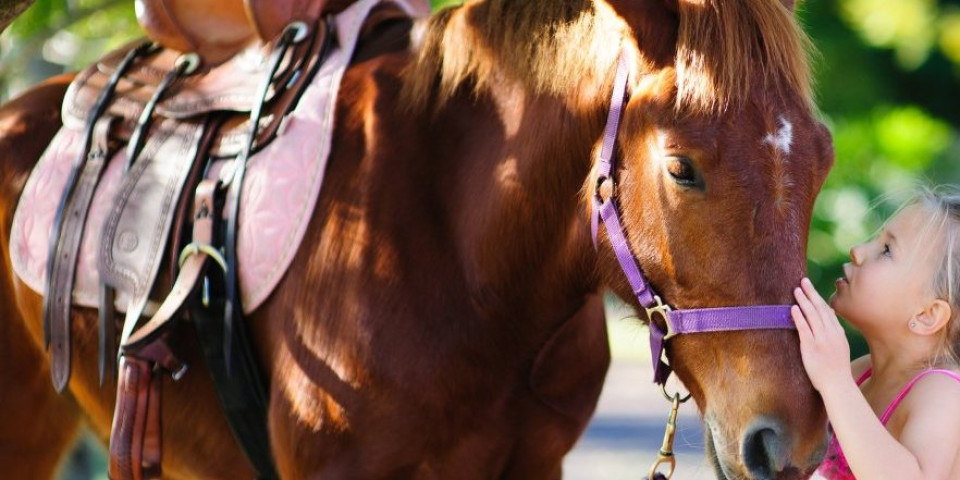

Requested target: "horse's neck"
[{"left": 438, "top": 83, "right": 604, "bottom": 324}]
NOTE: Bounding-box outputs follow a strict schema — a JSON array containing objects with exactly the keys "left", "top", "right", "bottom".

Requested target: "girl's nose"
[{"left": 849, "top": 244, "right": 865, "bottom": 265}]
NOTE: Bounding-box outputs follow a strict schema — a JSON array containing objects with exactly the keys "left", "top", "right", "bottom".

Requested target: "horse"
[{"left": 0, "top": 0, "right": 834, "bottom": 478}]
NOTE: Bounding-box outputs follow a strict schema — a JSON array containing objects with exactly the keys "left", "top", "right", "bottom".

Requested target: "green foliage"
[
  {"left": 0, "top": 0, "right": 138, "bottom": 95},
  {"left": 802, "top": 0, "right": 960, "bottom": 357},
  {"left": 430, "top": 0, "right": 462, "bottom": 9}
]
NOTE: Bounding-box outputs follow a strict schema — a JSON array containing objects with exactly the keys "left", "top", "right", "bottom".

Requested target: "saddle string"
[
  {"left": 123, "top": 52, "right": 201, "bottom": 174},
  {"left": 223, "top": 21, "right": 309, "bottom": 374}
]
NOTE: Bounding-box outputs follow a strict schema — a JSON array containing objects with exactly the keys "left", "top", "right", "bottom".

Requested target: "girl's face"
[{"left": 831, "top": 204, "right": 941, "bottom": 332}]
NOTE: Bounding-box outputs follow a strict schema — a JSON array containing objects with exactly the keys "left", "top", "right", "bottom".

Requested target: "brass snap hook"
[{"left": 648, "top": 391, "right": 686, "bottom": 480}]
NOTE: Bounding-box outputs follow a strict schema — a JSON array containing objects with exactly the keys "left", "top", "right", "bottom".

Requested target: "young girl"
[{"left": 792, "top": 188, "right": 960, "bottom": 479}]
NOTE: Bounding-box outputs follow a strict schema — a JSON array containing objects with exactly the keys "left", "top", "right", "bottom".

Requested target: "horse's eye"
[{"left": 665, "top": 157, "right": 703, "bottom": 189}]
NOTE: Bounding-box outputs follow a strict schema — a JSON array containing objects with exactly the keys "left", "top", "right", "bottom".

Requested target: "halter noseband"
[{"left": 591, "top": 54, "right": 796, "bottom": 386}]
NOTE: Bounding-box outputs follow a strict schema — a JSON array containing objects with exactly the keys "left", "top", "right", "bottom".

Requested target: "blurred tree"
[
  {"left": 0, "top": 0, "right": 137, "bottom": 97},
  {"left": 0, "top": 0, "right": 36, "bottom": 33}
]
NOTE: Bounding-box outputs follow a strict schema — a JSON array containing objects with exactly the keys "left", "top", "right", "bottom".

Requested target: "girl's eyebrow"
[{"left": 882, "top": 228, "right": 898, "bottom": 246}]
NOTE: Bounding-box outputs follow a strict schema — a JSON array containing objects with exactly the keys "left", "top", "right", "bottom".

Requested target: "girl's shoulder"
[
  {"left": 896, "top": 369, "right": 960, "bottom": 479},
  {"left": 902, "top": 368, "right": 960, "bottom": 402},
  {"left": 895, "top": 368, "right": 960, "bottom": 421}
]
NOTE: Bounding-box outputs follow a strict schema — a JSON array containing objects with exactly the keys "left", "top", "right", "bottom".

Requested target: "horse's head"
[{"left": 596, "top": 0, "right": 834, "bottom": 478}]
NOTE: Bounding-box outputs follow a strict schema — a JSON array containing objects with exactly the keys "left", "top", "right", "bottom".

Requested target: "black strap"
[
  {"left": 188, "top": 177, "right": 276, "bottom": 477},
  {"left": 200, "top": 19, "right": 332, "bottom": 478},
  {"left": 222, "top": 22, "right": 307, "bottom": 372}
]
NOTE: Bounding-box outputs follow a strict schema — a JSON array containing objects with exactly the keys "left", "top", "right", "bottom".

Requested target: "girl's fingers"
[
  {"left": 791, "top": 305, "right": 813, "bottom": 341},
  {"left": 801, "top": 278, "right": 833, "bottom": 322},
  {"left": 794, "top": 287, "right": 822, "bottom": 332}
]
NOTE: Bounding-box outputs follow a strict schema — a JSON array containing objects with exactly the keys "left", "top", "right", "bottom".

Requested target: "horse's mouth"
[{"left": 706, "top": 424, "right": 736, "bottom": 480}]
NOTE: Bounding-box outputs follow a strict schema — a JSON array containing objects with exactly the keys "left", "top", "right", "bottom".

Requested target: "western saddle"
[{"left": 41, "top": 0, "right": 420, "bottom": 478}]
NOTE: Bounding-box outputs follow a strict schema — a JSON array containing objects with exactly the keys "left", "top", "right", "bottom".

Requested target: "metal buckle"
[
  {"left": 285, "top": 21, "right": 310, "bottom": 44},
  {"left": 174, "top": 53, "right": 201, "bottom": 76},
  {"left": 178, "top": 243, "right": 228, "bottom": 272},
  {"left": 645, "top": 295, "right": 675, "bottom": 339}
]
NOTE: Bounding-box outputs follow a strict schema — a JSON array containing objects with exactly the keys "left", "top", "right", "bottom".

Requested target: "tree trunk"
[{"left": 0, "top": 0, "right": 35, "bottom": 34}]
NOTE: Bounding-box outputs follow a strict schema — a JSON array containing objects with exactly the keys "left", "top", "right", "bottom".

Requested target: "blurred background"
[{"left": 2, "top": 0, "right": 959, "bottom": 478}]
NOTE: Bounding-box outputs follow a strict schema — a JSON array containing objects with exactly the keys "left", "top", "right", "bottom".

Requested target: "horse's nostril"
[{"left": 741, "top": 420, "right": 787, "bottom": 479}]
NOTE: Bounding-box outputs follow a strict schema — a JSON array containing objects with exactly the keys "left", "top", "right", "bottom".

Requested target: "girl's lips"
[{"left": 836, "top": 276, "right": 848, "bottom": 289}]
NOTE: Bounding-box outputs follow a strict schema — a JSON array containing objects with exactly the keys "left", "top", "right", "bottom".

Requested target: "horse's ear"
[{"left": 601, "top": 0, "right": 680, "bottom": 68}]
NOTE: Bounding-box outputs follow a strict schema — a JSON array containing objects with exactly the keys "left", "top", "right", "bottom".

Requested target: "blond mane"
[
  {"left": 676, "top": 0, "right": 814, "bottom": 112},
  {"left": 405, "top": 0, "right": 814, "bottom": 113}
]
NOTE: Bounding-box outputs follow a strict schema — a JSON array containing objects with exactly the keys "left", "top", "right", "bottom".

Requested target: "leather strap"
[
  {"left": 109, "top": 356, "right": 163, "bottom": 480},
  {"left": 46, "top": 116, "right": 116, "bottom": 392},
  {"left": 110, "top": 335, "right": 185, "bottom": 480},
  {"left": 124, "top": 180, "right": 220, "bottom": 350}
]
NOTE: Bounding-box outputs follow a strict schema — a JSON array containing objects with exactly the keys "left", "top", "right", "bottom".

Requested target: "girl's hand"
[{"left": 791, "top": 277, "right": 852, "bottom": 393}]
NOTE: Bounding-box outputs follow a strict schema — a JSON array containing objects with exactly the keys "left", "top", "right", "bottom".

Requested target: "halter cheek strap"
[{"left": 591, "top": 54, "right": 796, "bottom": 386}]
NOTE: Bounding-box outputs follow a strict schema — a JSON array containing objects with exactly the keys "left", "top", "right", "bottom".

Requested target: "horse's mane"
[
  {"left": 404, "top": 0, "right": 814, "bottom": 113},
  {"left": 676, "top": 0, "right": 814, "bottom": 112}
]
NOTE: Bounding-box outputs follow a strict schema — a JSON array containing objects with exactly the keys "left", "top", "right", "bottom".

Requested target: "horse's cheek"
[{"left": 528, "top": 294, "right": 610, "bottom": 425}]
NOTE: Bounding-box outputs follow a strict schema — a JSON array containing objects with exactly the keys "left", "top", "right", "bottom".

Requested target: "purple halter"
[{"left": 591, "top": 55, "right": 796, "bottom": 386}]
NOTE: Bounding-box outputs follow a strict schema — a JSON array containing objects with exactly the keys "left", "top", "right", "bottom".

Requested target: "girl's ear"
[{"left": 911, "top": 299, "right": 953, "bottom": 335}]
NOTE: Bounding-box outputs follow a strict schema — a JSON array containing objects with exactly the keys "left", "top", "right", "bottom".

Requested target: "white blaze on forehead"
[{"left": 764, "top": 115, "right": 793, "bottom": 155}]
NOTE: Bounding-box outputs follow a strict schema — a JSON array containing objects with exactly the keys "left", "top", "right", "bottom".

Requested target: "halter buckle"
[{"left": 646, "top": 295, "right": 675, "bottom": 339}]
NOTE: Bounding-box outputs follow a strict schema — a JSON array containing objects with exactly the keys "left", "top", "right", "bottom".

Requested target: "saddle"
[{"left": 10, "top": 0, "right": 425, "bottom": 478}]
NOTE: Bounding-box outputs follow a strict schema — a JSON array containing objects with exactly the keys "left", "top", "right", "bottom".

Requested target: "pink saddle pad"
[{"left": 10, "top": 0, "right": 400, "bottom": 313}]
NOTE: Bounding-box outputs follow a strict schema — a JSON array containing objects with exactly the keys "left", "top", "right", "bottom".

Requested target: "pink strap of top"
[{"left": 857, "top": 368, "right": 960, "bottom": 423}]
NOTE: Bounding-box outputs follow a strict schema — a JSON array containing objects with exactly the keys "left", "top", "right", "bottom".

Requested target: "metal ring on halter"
[
  {"left": 285, "top": 21, "right": 310, "bottom": 44},
  {"left": 174, "top": 52, "right": 201, "bottom": 76},
  {"left": 660, "top": 384, "right": 692, "bottom": 403},
  {"left": 178, "top": 243, "right": 228, "bottom": 272},
  {"left": 646, "top": 294, "right": 675, "bottom": 338}
]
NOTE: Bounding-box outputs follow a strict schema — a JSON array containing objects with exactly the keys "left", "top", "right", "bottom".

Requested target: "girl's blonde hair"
[{"left": 910, "top": 186, "right": 960, "bottom": 367}]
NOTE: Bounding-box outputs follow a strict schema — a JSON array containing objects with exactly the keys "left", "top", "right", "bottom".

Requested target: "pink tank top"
[{"left": 817, "top": 368, "right": 960, "bottom": 479}]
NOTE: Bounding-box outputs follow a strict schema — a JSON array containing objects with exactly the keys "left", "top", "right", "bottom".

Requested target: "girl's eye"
[{"left": 882, "top": 244, "right": 892, "bottom": 257}]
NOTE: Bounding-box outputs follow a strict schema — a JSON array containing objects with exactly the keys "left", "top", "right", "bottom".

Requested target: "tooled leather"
[
  {"left": 98, "top": 119, "right": 203, "bottom": 302},
  {"left": 10, "top": 0, "right": 422, "bottom": 314}
]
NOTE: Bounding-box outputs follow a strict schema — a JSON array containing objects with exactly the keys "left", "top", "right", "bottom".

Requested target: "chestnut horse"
[{"left": 0, "top": 0, "right": 834, "bottom": 478}]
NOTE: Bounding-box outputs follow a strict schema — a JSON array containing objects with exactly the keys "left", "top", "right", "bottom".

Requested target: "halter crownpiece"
[{"left": 590, "top": 53, "right": 796, "bottom": 386}]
